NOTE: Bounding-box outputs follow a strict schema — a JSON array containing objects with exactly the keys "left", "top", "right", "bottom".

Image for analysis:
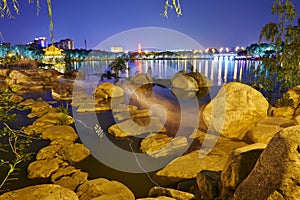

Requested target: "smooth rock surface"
[
  {"left": 171, "top": 72, "right": 198, "bottom": 91},
  {"left": 76, "top": 179, "right": 135, "bottom": 200},
  {"left": 202, "top": 82, "right": 269, "bottom": 140},
  {"left": 27, "top": 158, "right": 64, "bottom": 179},
  {"left": 155, "top": 137, "right": 247, "bottom": 184},
  {"left": 0, "top": 184, "right": 78, "bottom": 200},
  {"left": 233, "top": 126, "right": 300, "bottom": 200},
  {"left": 42, "top": 125, "right": 78, "bottom": 141}
]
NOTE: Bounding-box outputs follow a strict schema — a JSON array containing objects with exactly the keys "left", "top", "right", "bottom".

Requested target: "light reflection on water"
[{"left": 71, "top": 58, "right": 260, "bottom": 86}]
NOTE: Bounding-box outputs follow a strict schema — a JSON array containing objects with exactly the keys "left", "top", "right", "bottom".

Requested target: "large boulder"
[
  {"left": 0, "top": 184, "right": 78, "bottom": 200},
  {"left": 233, "top": 125, "right": 300, "bottom": 200},
  {"left": 8, "top": 70, "right": 31, "bottom": 84},
  {"left": 171, "top": 72, "right": 198, "bottom": 91},
  {"left": 220, "top": 143, "right": 266, "bottom": 199},
  {"left": 202, "top": 82, "right": 269, "bottom": 140},
  {"left": 76, "top": 179, "right": 135, "bottom": 200},
  {"left": 130, "top": 74, "right": 153, "bottom": 85},
  {"left": 187, "top": 72, "right": 213, "bottom": 88},
  {"left": 155, "top": 137, "right": 247, "bottom": 185}
]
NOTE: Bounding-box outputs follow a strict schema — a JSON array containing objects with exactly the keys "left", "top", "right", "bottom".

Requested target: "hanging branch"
[{"left": 162, "top": 0, "right": 182, "bottom": 18}]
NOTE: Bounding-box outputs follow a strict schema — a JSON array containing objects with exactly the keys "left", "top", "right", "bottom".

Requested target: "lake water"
[
  {"left": 0, "top": 58, "right": 266, "bottom": 198},
  {"left": 72, "top": 57, "right": 258, "bottom": 86}
]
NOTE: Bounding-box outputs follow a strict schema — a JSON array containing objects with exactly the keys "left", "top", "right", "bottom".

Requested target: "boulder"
[
  {"left": 0, "top": 81, "right": 9, "bottom": 91},
  {"left": 108, "top": 117, "right": 166, "bottom": 137},
  {"left": 96, "top": 82, "right": 124, "bottom": 98},
  {"left": 0, "top": 184, "right": 78, "bottom": 200},
  {"left": 114, "top": 109, "right": 151, "bottom": 121},
  {"left": 51, "top": 167, "right": 88, "bottom": 191},
  {"left": 286, "top": 85, "right": 300, "bottom": 108},
  {"left": 246, "top": 117, "right": 296, "bottom": 144},
  {"left": 202, "top": 82, "right": 269, "bottom": 140},
  {"left": 27, "top": 158, "right": 64, "bottom": 179},
  {"left": 140, "top": 134, "right": 173, "bottom": 154},
  {"left": 61, "top": 143, "right": 90, "bottom": 162},
  {"left": 136, "top": 197, "right": 176, "bottom": 200},
  {"left": 0, "top": 68, "right": 9, "bottom": 77},
  {"left": 196, "top": 170, "right": 221, "bottom": 200},
  {"left": 76, "top": 179, "right": 135, "bottom": 200},
  {"left": 148, "top": 136, "right": 188, "bottom": 158},
  {"left": 187, "top": 72, "right": 213, "bottom": 88},
  {"left": 34, "top": 111, "right": 74, "bottom": 126},
  {"left": 130, "top": 73, "right": 153, "bottom": 85},
  {"left": 270, "top": 106, "right": 295, "bottom": 120},
  {"left": 155, "top": 137, "right": 247, "bottom": 185},
  {"left": 220, "top": 143, "right": 266, "bottom": 199},
  {"left": 148, "top": 186, "right": 195, "bottom": 200},
  {"left": 36, "top": 145, "right": 61, "bottom": 160},
  {"left": 42, "top": 125, "right": 78, "bottom": 141},
  {"left": 233, "top": 126, "right": 300, "bottom": 200},
  {"left": 9, "top": 70, "right": 31, "bottom": 84},
  {"left": 171, "top": 72, "right": 198, "bottom": 91}
]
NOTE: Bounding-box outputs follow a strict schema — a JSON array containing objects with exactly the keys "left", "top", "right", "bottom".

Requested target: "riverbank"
[{"left": 0, "top": 67, "right": 299, "bottom": 199}]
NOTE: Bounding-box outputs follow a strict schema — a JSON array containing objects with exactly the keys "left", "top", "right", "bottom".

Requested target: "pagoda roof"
[{"left": 43, "top": 45, "right": 64, "bottom": 56}]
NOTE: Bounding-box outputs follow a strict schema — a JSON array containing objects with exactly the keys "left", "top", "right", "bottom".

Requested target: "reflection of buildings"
[
  {"left": 42, "top": 45, "right": 65, "bottom": 64},
  {"left": 54, "top": 39, "right": 74, "bottom": 50}
]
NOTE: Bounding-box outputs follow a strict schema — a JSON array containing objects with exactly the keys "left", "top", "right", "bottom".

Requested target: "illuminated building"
[
  {"left": 31, "top": 37, "right": 48, "bottom": 48},
  {"left": 54, "top": 39, "right": 74, "bottom": 50},
  {"left": 111, "top": 46, "right": 124, "bottom": 53},
  {"left": 42, "top": 45, "right": 65, "bottom": 64}
]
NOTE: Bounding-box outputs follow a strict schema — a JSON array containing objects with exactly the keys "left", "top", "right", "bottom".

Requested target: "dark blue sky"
[{"left": 0, "top": 0, "right": 299, "bottom": 50}]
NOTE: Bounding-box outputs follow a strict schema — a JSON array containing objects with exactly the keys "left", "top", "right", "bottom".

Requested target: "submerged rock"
[{"left": 0, "top": 184, "right": 78, "bottom": 200}]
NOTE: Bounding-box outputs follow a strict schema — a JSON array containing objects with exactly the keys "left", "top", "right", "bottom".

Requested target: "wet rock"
[
  {"left": 155, "top": 137, "right": 247, "bottom": 185},
  {"left": 233, "top": 126, "right": 300, "bottom": 200},
  {"left": 202, "top": 82, "right": 269, "bottom": 140},
  {"left": 130, "top": 73, "right": 153, "bottom": 85},
  {"left": 246, "top": 117, "right": 296, "bottom": 144},
  {"left": 27, "top": 158, "right": 64, "bottom": 179},
  {"left": 148, "top": 186, "right": 195, "bottom": 200},
  {"left": 140, "top": 134, "right": 173, "bottom": 154},
  {"left": 42, "top": 125, "right": 78, "bottom": 141},
  {"left": 34, "top": 111, "right": 74, "bottom": 126},
  {"left": 187, "top": 71, "right": 213, "bottom": 88},
  {"left": 108, "top": 116, "right": 166, "bottom": 137},
  {"left": 220, "top": 143, "right": 266, "bottom": 199},
  {"left": 51, "top": 166, "right": 88, "bottom": 191},
  {"left": 114, "top": 109, "right": 151, "bottom": 121},
  {"left": 36, "top": 145, "right": 61, "bottom": 160},
  {"left": 95, "top": 82, "right": 124, "bottom": 98},
  {"left": 148, "top": 136, "right": 189, "bottom": 158},
  {"left": 76, "top": 179, "right": 135, "bottom": 200},
  {"left": 61, "top": 143, "right": 90, "bottom": 162},
  {"left": 171, "top": 72, "right": 198, "bottom": 91},
  {"left": 196, "top": 170, "right": 221, "bottom": 200},
  {"left": 0, "top": 184, "right": 78, "bottom": 200},
  {"left": 27, "top": 100, "right": 52, "bottom": 118}
]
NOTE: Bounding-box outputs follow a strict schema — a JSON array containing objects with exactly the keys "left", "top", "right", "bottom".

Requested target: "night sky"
[{"left": 0, "top": 0, "right": 299, "bottom": 50}]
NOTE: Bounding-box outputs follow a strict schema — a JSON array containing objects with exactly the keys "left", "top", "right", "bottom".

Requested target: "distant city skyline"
[{"left": 0, "top": 0, "right": 299, "bottom": 50}]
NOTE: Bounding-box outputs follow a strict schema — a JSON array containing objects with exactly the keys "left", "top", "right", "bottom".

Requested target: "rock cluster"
[{"left": 3, "top": 69, "right": 61, "bottom": 91}]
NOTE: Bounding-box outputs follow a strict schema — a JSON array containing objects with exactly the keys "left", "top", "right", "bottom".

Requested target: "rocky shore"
[{"left": 0, "top": 68, "right": 299, "bottom": 199}]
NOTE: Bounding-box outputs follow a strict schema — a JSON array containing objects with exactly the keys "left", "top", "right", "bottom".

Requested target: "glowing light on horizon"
[{"left": 138, "top": 42, "right": 142, "bottom": 54}]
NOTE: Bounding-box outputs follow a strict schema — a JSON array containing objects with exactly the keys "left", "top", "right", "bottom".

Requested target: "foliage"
[
  {"left": 250, "top": 0, "right": 300, "bottom": 93},
  {"left": 0, "top": 91, "right": 36, "bottom": 192},
  {"left": 162, "top": 0, "right": 182, "bottom": 17},
  {"left": 0, "top": 0, "right": 54, "bottom": 43},
  {"left": 108, "top": 57, "right": 128, "bottom": 79}
]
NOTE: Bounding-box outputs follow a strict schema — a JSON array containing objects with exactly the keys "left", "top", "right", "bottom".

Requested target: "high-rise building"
[
  {"left": 54, "top": 39, "right": 74, "bottom": 50},
  {"left": 31, "top": 37, "right": 48, "bottom": 48}
]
